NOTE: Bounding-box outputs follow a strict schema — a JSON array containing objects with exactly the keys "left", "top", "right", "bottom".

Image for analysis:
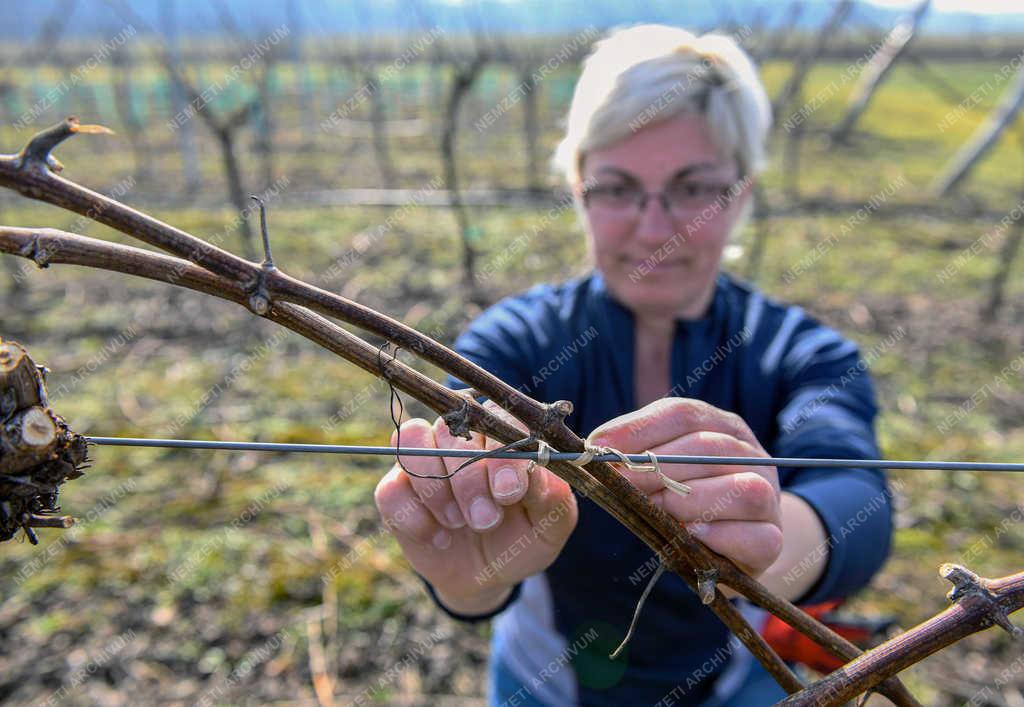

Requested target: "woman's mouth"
[{"left": 627, "top": 257, "right": 689, "bottom": 272}]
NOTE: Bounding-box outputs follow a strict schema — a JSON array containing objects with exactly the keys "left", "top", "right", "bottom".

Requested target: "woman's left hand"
[{"left": 587, "top": 397, "right": 783, "bottom": 578}]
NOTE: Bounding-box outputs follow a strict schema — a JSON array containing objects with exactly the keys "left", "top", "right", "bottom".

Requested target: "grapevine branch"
[
  {"left": 9, "top": 118, "right": 1017, "bottom": 704},
  {"left": 0, "top": 228, "right": 833, "bottom": 694},
  {"left": 778, "top": 565, "right": 1024, "bottom": 705},
  {"left": 0, "top": 119, "right": 826, "bottom": 696}
]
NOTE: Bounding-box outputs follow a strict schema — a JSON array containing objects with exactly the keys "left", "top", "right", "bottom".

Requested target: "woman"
[{"left": 373, "top": 25, "right": 893, "bottom": 706}]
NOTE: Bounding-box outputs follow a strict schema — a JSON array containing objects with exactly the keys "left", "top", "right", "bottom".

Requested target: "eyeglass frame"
[{"left": 580, "top": 170, "right": 748, "bottom": 220}]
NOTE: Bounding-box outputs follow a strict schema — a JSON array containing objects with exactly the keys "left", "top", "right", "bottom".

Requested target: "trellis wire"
[{"left": 86, "top": 437, "right": 1024, "bottom": 473}]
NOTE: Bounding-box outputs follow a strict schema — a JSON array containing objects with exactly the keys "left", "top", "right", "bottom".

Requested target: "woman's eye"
[
  {"left": 589, "top": 184, "right": 635, "bottom": 201},
  {"left": 674, "top": 183, "right": 704, "bottom": 197},
  {"left": 670, "top": 182, "right": 722, "bottom": 201}
]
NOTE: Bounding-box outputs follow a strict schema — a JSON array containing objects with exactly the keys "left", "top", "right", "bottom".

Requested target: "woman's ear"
[
  {"left": 570, "top": 177, "right": 591, "bottom": 220},
  {"left": 570, "top": 178, "right": 591, "bottom": 226}
]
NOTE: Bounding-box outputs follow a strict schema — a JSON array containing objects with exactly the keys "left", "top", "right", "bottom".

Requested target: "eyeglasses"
[{"left": 582, "top": 176, "right": 744, "bottom": 220}]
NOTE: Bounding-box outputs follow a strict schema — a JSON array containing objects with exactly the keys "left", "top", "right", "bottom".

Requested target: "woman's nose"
[{"left": 633, "top": 195, "right": 679, "bottom": 245}]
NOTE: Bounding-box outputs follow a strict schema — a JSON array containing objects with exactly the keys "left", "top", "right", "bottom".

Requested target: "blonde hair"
[{"left": 553, "top": 24, "right": 771, "bottom": 185}]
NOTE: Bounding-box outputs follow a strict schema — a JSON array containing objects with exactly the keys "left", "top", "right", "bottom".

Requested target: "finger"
[
  {"left": 392, "top": 420, "right": 465, "bottom": 529},
  {"left": 374, "top": 464, "right": 453, "bottom": 551},
  {"left": 483, "top": 435, "right": 531, "bottom": 505},
  {"left": 687, "top": 520, "right": 783, "bottom": 577},
  {"left": 615, "top": 431, "right": 773, "bottom": 494},
  {"left": 587, "top": 398, "right": 764, "bottom": 456},
  {"left": 649, "top": 471, "right": 781, "bottom": 524},
  {"left": 520, "top": 464, "right": 577, "bottom": 551},
  {"left": 434, "top": 416, "right": 502, "bottom": 532},
  {"left": 478, "top": 401, "right": 532, "bottom": 506}
]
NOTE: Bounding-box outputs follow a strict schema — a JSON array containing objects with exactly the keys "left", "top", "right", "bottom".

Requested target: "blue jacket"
[{"left": 428, "top": 269, "right": 893, "bottom": 706}]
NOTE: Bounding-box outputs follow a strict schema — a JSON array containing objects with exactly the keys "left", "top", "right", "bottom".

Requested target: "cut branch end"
[
  {"left": 0, "top": 337, "right": 89, "bottom": 543},
  {"left": 16, "top": 117, "right": 114, "bottom": 174}
]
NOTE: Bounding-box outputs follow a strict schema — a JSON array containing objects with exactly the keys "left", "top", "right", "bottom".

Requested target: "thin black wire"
[{"left": 375, "top": 340, "right": 536, "bottom": 480}]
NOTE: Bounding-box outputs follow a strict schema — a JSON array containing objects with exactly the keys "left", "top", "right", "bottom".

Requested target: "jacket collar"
[
  {"left": 583, "top": 269, "right": 729, "bottom": 411},
  {"left": 587, "top": 268, "right": 727, "bottom": 331}
]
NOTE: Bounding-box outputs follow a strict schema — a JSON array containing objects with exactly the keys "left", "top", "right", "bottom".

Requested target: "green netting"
[
  {"left": 151, "top": 78, "right": 173, "bottom": 113},
  {"left": 397, "top": 76, "right": 418, "bottom": 98},
  {"left": 550, "top": 76, "right": 575, "bottom": 102},
  {"left": 130, "top": 83, "right": 149, "bottom": 123},
  {"left": 333, "top": 73, "right": 351, "bottom": 95},
  {"left": 478, "top": 70, "right": 499, "bottom": 101},
  {"left": 302, "top": 67, "right": 318, "bottom": 93},
  {"left": 211, "top": 79, "right": 257, "bottom": 114},
  {"left": 7, "top": 89, "right": 27, "bottom": 118},
  {"left": 251, "top": 100, "right": 268, "bottom": 130},
  {"left": 70, "top": 83, "right": 98, "bottom": 119},
  {"left": 92, "top": 83, "right": 117, "bottom": 123},
  {"left": 267, "top": 70, "right": 281, "bottom": 94},
  {"left": 29, "top": 80, "right": 46, "bottom": 107}
]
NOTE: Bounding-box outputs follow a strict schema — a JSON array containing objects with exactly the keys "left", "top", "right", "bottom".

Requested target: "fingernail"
[
  {"left": 686, "top": 521, "right": 709, "bottom": 538},
  {"left": 469, "top": 497, "right": 500, "bottom": 530},
  {"left": 444, "top": 502, "right": 466, "bottom": 528},
  {"left": 432, "top": 529, "right": 452, "bottom": 550},
  {"left": 493, "top": 467, "right": 523, "bottom": 498}
]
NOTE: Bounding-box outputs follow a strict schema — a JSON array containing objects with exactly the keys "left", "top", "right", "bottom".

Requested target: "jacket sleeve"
[
  {"left": 417, "top": 294, "right": 549, "bottom": 622},
  {"left": 444, "top": 291, "right": 548, "bottom": 394},
  {"left": 771, "top": 321, "right": 895, "bottom": 605}
]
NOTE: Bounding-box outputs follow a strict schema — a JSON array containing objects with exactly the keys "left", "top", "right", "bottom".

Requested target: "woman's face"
[{"left": 575, "top": 112, "right": 751, "bottom": 320}]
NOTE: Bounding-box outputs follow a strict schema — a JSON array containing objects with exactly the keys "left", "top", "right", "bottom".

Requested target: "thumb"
[
  {"left": 586, "top": 411, "right": 644, "bottom": 452},
  {"left": 521, "top": 460, "right": 577, "bottom": 547}
]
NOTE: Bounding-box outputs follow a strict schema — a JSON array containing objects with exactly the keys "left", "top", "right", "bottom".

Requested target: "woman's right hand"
[{"left": 374, "top": 400, "right": 578, "bottom": 615}]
